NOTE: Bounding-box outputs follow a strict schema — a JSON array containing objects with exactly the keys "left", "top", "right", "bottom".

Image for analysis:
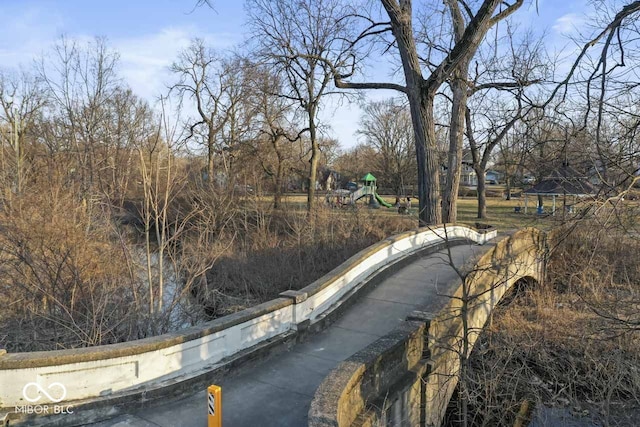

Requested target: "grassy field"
[{"left": 273, "top": 192, "right": 574, "bottom": 232}]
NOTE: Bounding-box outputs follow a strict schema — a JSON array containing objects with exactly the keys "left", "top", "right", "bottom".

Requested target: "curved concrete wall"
[
  {"left": 0, "top": 225, "right": 495, "bottom": 410},
  {"left": 308, "top": 228, "right": 546, "bottom": 427},
  {"left": 309, "top": 319, "right": 428, "bottom": 427},
  {"left": 424, "top": 227, "right": 546, "bottom": 426}
]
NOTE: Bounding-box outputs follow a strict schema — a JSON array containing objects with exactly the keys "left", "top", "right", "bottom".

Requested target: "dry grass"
[
  {"left": 457, "top": 222, "right": 640, "bottom": 426},
  {"left": 272, "top": 192, "right": 568, "bottom": 232},
  {"left": 194, "top": 203, "right": 415, "bottom": 317},
  {"left": 192, "top": 192, "right": 538, "bottom": 319},
  {"left": 5, "top": 184, "right": 632, "bottom": 352},
  {"left": 193, "top": 191, "right": 576, "bottom": 319}
]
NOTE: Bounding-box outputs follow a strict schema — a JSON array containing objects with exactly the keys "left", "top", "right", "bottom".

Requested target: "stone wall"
[
  {"left": 309, "top": 320, "right": 426, "bottom": 427},
  {"left": 308, "top": 228, "right": 547, "bottom": 427}
]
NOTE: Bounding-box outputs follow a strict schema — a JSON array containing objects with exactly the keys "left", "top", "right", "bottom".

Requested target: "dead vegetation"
[
  {"left": 452, "top": 222, "right": 640, "bottom": 426},
  {"left": 194, "top": 204, "right": 415, "bottom": 316},
  {"left": 0, "top": 190, "right": 143, "bottom": 351},
  {"left": 0, "top": 177, "right": 415, "bottom": 351}
]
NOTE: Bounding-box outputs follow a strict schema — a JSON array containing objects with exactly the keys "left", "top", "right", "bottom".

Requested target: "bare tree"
[
  {"left": 543, "top": 1, "right": 640, "bottom": 191},
  {"left": 37, "top": 36, "right": 121, "bottom": 200},
  {"left": 102, "top": 87, "right": 157, "bottom": 204},
  {"left": 170, "top": 39, "right": 228, "bottom": 183},
  {"left": 357, "top": 98, "right": 415, "bottom": 194},
  {"left": 0, "top": 70, "right": 46, "bottom": 197},
  {"left": 439, "top": 0, "right": 482, "bottom": 223},
  {"left": 495, "top": 120, "right": 529, "bottom": 200},
  {"left": 464, "top": 25, "right": 549, "bottom": 218},
  {"left": 333, "top": 143, "right": 379, "bottom": 183},
  {"left": 244, "top": 65, "right": 303, "bottom": 209},
  {"left": 246, "top": 0, "right": 352, "bottom": 212},
  {"left": 217, "top": 56, "right": 256, "bottom": 180},
  {"left": 321, "top": 0, "right": 525, "bottom": 225}
]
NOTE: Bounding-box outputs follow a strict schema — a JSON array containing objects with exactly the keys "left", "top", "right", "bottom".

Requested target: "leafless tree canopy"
[
  {"left": 246, "top": 0, "right": 354, "bottom": 212},
  {"left": 357, "top": 98, "right": 416, "bottom": 194}
]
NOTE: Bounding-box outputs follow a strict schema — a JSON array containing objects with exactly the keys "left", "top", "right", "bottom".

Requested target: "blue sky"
[{"left": 0, "top": 0, "right": 590, "bottom": 148}]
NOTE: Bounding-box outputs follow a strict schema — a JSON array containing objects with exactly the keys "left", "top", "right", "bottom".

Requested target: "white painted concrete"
[
  {"left": 1, "top": 305, "right": 294, "bottom": 406},
  {"left": 294, "top": 226, "right": 495, "bottom": 325},
  {"left": 0, "top": 225, "right": 496, "bottom": 408}
]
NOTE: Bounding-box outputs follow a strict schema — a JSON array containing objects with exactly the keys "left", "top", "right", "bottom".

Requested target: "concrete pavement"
[{"left": 92, "top": 242, "right": 487, "bottom": 427}]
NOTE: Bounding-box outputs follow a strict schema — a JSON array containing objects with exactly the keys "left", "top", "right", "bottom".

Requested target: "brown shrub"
[
  {"left": 194, "top": 206, "right": 415, "bottom": 317},
  {"left": 0, "top": 192, "right": 144, "bottom": 351},
  {"left": 456, "top": 222, "right": 640, "bottom": 426},
  {"left": 0, "top": 184, "right": 416, "bottom": 350}
]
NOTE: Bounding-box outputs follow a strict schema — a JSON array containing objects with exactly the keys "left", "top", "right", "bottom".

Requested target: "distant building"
[
  {"left": 485, "top": 170, "right": 503, "bottom": 185},
  {"left": 443, "top": 151, "right": 502, "bottom": 187},
  {"left": 461, "top": 150, "right": 476, "bottom": 186},
  {"left": 523, "top": 162, "right": 596, "bottom": 214}
]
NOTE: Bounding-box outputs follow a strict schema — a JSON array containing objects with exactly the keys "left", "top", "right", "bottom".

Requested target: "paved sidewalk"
[{"left": 92, "top": 242, "right": 487, "bottom": 427}]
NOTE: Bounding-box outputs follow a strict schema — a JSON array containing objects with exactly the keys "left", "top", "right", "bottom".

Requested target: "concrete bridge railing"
[
  {"left": 0, "top": 225, "right": 495, "bottom": 423},
  {"left": 308, "top": 227, "right": 547, "bottom": 427}
]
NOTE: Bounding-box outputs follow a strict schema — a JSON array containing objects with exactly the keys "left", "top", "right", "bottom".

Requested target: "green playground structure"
[
  {"left": 348, "top": 173, "right": 393, "bottom": 208},
  {"left": 375, "top": 192, "right": 393, "bottom": 208},
  {"left": 327, "top": 173, "right": 401, "bottom": 209}
]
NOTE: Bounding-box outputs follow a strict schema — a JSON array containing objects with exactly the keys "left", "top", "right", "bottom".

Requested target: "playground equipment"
[{"left": 347, "top": 173, "right": 393, "bottom": 208}]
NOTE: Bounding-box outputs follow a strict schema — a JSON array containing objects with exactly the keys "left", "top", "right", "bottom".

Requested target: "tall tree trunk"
[
  {"left": 341, "top": 0, "right": 515, "bottom": 225},
  {"left": 274, "top": 159, "right": 283, "bottom": 209},
  {"left": 392, "top": 16, "right": 441, "bottom": 225},
  {"left": 475, "top": 164, "right": 487, "bottom": 219},
  {"left": 442, "top": 65, "right": 469, "bottom": 222},
  {"left": 13, "top": 121, "right": 23, "bottom": 194},
  {"left": 307, "top": 115, "right": 319, "bottom": 212},
  {"left": 442, "top": 0, "right": 471, "bottom": 223},
  {"left": 403, "top": 90, "right": 441, "bottom": 225}
]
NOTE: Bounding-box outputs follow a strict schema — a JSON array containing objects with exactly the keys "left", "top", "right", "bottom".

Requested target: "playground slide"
[
  {"left": 350, "top": 187, "right": 365, "bottom": 202},
  {"left": 375, "top": 193, "right": 394, "bottom": 208}
]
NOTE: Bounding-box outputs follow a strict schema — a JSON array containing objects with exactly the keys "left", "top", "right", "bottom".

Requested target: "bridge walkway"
[{"left": 94, "top": 242, "right": 491, "bottom": 427}]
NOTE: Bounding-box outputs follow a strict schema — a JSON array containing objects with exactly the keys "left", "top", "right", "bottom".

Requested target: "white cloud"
[
  {"left": 0, "top": 2, "right": 238, "bottom": 99},
  {"left": 553, "top": 13, "right": 585, "bottom": 35},
  {"left": 0, "top": 4, "right": 64, "bottom": 69},
  {"left": 112, "top": 26, "right": 240, "bottom": 103}
]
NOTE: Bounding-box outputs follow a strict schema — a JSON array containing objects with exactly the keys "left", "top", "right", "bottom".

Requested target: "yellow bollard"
[{"left": 207, "top": 385, "right": 222, "bottom": 427}]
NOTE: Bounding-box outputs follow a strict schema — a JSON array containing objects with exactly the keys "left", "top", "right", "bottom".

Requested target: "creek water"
[
  {"left": 134, "top": 249, "right": 204, "bottom": 332},
  {"left": 529, "top": 405, "right": 600, "bottom": 427}
]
